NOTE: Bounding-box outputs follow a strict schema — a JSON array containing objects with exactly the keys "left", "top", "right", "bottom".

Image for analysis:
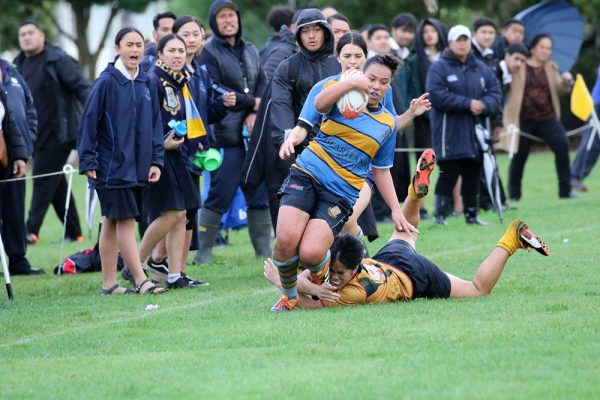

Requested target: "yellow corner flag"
[{"left": 571, "top": 74, "right": 594, "bottom": 122}]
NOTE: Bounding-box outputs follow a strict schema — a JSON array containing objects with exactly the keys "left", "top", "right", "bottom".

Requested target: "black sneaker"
[
  {"left": 182, "top": 272, "right": 209, "bottom": 287},
  {"left": 167, "top": 276, "right": 198, "bottom": 289},
  {"left": 120, "top": 266, "right": 152, "bottom": 287},
  {"left": 147, "top": 258, "right": 169, "bottom": 280}
]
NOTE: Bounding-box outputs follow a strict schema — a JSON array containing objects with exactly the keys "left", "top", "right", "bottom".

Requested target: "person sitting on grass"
[{"left": 264, "top": 148, "right": 549, "bottom": 307}]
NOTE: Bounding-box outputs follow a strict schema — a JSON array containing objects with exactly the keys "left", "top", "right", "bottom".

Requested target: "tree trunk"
[{"left": 70, "top": 2, "right": 95, "bottom": 79}]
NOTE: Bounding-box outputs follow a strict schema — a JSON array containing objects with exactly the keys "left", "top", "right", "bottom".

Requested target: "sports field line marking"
[{"left": 2, "top": 287, "right": 277, "bottom": 348}]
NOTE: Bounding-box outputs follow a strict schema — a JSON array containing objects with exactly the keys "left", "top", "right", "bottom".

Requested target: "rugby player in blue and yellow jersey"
[
  {"left": 270, "top": 33, "right": 430, "bottom": 313},
  {"left": 265, "top": 149, "right": 550, "bottom": 307}
]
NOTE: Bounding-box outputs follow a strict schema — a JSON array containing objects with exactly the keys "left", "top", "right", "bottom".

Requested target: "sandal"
[
  {"left": 138, "top": 279, "right": 167, "bottom": 294},
  {"left": 121, "top": 266, "right": 156, "bottom": 287},
  {"left": 99, "top": 284, "right": 136, "bottom": 295}
]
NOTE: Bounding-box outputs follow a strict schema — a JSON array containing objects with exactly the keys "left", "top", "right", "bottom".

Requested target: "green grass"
[{"left": 1, "top": 151, "right": 599, "bottom": 399}]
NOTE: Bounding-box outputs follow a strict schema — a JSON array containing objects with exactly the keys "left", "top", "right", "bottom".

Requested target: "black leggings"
[
  {"left": 509, "top": 118, "right": 571, "bottom": 200},
  {"left": 434, "top": 158, "right": 482, "bottom": 198}
]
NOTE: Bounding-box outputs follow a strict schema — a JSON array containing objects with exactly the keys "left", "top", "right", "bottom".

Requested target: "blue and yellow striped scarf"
[{"left": 153, "top": 59, "right": 207, "bottom": 140}]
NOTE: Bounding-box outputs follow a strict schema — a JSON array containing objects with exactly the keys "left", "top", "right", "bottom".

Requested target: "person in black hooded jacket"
[
  {"left": 259, "top": 5, "right": 296, "bottom": 82},
  {"left": 242, "top": 9, "right": 340, "bottom": 231},
  {"left": 195, "top": 0, "right": 270, "bottom": 264}
]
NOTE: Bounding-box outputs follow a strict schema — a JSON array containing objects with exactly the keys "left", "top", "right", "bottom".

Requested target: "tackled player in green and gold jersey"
[{"left": 264, "top": 149, "right": 549, "bottom": 308}]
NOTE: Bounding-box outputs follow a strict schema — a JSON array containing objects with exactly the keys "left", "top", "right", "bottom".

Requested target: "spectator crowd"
[{"left": 0, "top": 1, "right": 596, "bottom": 298}]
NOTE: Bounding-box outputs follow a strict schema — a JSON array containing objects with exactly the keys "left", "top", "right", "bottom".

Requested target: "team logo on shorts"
[
  {"left": 290, "top": 183, "right": 304, "bottom": 191},
  {"left": 328, "top": 206, "right": 341, "bottom": 218}
]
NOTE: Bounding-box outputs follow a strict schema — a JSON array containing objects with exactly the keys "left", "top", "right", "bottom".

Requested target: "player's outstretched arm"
[
  {"left": 395, "top": 93, "right": 431, "bottom": 131},
  {"left": 264, "top": 259, "right": 340, "bottom": 302},
  {"left": 372, "top": 167, "right": 418, "bottom": 235}
]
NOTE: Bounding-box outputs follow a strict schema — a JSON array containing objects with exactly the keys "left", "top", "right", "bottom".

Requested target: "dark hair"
[
  {"left": 172, "top": 15, "right": 204, "bottom": 35},
  {"left": 506, "top": 43, "right": 528, "bottom": 57},
  {"left": 156, "top": 33, "right": 186, "bottom": 54},
  {"left": 153, "top": 12, "right": 177, "bottom": 30},
  {"left": 473, "top": 17, "right": 496, "bottom": 32},
  {"left": 502, "top": 19, "right": 524, "bottom": 30},
  {"left": 364, "top": 54, "right": 400, "bottom": 77},
  {"left": 367, "top": 24, "right": 389, "bottom": 40},
  {"left": 529, "top": 33, "right": 552, "bottom": 50},
  {"left": 336, "top": 31, "right": 367, "bottom": 56},
  {"left": 391, "top": 13, "right": 417, "bottom": 31},
  {"left": 114, "top": 27, "right": 144, "bottom": 46},
  {"left": 330, "top": 235, "right": 363, "bottom": 271},
  {"left": 19, "top": 20, "right": 42, "bottom": 31},
  {"left": 360, "top": 24, "right": 372, "bottom": 33},
  {"left": 266, "top": 5, "right": 294, "bottom": 32},
  {"left": 328, "top": 13, "right": 350, "bottom": 26}
]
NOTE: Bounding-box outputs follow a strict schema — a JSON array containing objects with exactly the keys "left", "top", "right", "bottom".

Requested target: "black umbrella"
[{"left": 475, "top": 123, "right": 503, "bottom": 223}]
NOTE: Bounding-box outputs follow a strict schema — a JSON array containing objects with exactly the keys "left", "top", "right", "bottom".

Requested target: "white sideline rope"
[
  {"left": 0, "top": 168, "right": 78, "bottom": 183},
  {"left": 395, "top": 123, "right": 592, "bottom": 151},
  {"left": 0, "top": 164, "right": 79, "bottom": 265}
]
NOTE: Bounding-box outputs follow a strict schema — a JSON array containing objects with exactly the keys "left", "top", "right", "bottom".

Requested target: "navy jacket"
[
  {"left": 139, "top": 42, "right": 157, "bottom": 73},
  {"left": 199, "top": 0, "right": 265, "bottom": 148},
  {"left": 77, "top": 63, "right": 164, "bottom": 189},
  {"left": 14, "top": 43, "right": 90, "bottom": 147},
  {"left": 0, "top": 60, "right": 37, "bottom": 158},
  {"left": 427, "top": 49, "right": 502, "bottom": 161}
]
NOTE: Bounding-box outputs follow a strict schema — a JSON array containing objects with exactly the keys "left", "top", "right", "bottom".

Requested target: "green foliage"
[
  {"left": 0, "top": 152, "right": 599, "bottom": 398},
  {"left": 0, "top": 1, "right": 54, "bottom": 51}
]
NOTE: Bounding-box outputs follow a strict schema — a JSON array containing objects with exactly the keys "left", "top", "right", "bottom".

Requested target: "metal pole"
[
  {"left": 0, "top": 231, "right": 14, "bottom": 300},
  {"left": 60, "top": 164, "right": 75, "bottom": 264}
]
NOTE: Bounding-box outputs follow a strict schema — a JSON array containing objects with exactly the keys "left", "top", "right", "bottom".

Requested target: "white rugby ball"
[{"left": 336, "top": 69, "right": 368, "bottom": 119}]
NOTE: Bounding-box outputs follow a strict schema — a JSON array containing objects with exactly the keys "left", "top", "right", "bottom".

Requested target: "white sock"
[{"left": 167, "top": 273, "right": 181, "bottom": 283}]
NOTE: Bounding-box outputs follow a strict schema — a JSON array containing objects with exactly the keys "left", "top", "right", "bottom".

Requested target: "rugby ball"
[{"left": 336, "top": 69, "right": 368, "bottom": 119}]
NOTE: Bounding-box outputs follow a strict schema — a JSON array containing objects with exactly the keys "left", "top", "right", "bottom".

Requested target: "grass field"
[{"left": 1, "top": 151, "right": 599, "bottom": 399}]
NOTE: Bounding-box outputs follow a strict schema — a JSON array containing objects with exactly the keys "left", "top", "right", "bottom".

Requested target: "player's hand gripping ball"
[{"left": 336, "top": 69, "right": 369, "bottom": 119}]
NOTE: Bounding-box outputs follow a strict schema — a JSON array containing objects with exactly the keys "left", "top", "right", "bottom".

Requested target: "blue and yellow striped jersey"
[{"left": 294, "top": 76, "right": 397, "bottom": 204}]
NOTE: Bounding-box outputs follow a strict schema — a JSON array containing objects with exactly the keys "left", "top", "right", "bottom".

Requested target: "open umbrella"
[
  {"left": 475, "top": 123, "right": 504, "bottom": 223},
  {"left": 516, "top": 1, "right": 584, "bottom": 72},
  {"left": 85, "top": 183, "right": 98, "bottom": 239}
]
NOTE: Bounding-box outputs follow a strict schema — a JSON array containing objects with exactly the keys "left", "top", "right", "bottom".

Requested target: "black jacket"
[
  {"left": 199, "top": 0, "right": 264, "bottom": 148},
  {"left": 0, "top": 60, "right": 37, "bottom": 158},
  {"left": 241, "top": 9, "right": 340, "bottom": 189},
  {"left": 0, "top": 89, "right": 27, "bottom": 177},
  {"left": 14, "top": 43, "right": 90, "bottom": 147},
  {"left": 260, "top": 25, "right": 297, "bottom": 82},
  {"left": 270, "top": 8, "right": 339, "bottom": 148}
]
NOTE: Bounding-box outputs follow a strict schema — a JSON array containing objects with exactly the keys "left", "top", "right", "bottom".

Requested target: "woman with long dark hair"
[
  {"left": 504, "top": 34, "right": 575, "bottom": 200},
  {"left": 78, "top": 28, "right": 166, "bottom": 294}
]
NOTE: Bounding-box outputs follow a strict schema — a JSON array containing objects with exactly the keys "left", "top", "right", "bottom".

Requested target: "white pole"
[
  {"left": 60, "top": 164, "right": 75, "bottom": 264},
  {"left": 508, "top": 124, "right": 519, "bottom": 160},
  {"left": 588, "top": 107, "right": 600, "bottom": 149},
  {"left": 0, "top": 231, "right": 14, "bottom": 300}
]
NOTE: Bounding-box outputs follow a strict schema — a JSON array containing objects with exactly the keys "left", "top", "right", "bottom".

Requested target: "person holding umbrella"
[
  {"left": 427, "top": 25, "right": 502, "bottom": 225},
  {"left": 504, "top": 34, "right": 576, "bottom": 201}
]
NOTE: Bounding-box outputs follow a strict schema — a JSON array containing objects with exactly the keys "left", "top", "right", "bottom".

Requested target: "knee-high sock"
[
  {"left": 306, "top": 250, "right": 331, "bottom": 280},
  {"left": 272, "top": 255, "right": 300, "bottom": 300}
]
